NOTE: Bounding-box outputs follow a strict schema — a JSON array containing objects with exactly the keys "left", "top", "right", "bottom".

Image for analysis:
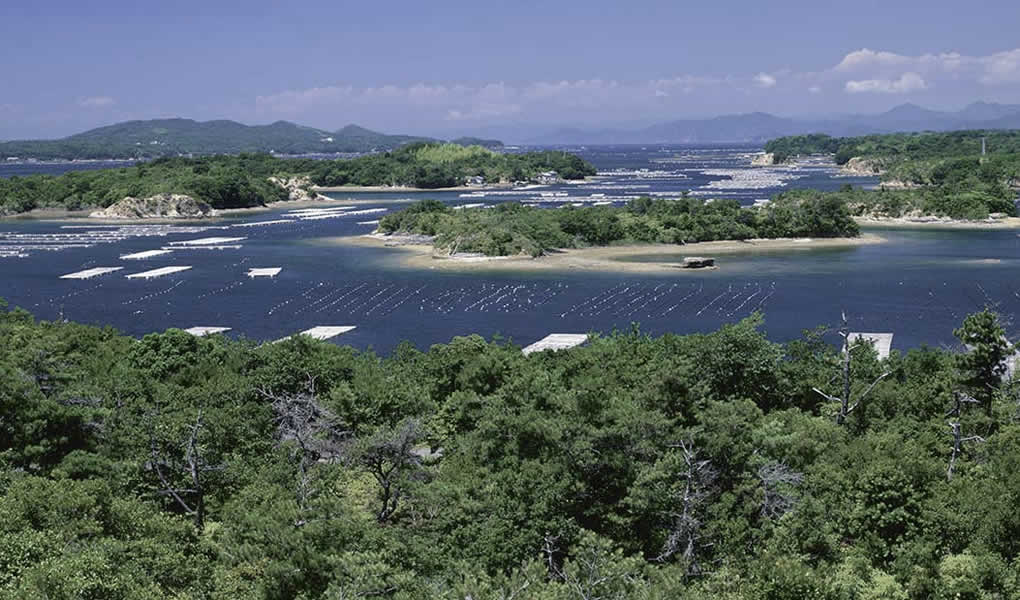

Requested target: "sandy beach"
[
  {"left": 321, "top": 233, "right": 887, "bottom": 274},
  {"left": 854, "top": 216, "right": 1020, "bottom": 230}
]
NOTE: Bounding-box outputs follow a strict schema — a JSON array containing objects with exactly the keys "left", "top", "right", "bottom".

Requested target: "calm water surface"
[{"left": 2, "top": 146, "right": 1017, "bottom": 353}]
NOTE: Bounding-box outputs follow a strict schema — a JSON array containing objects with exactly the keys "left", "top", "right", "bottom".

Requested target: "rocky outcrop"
[
  {"left": 840, "top": 157, "right": 884, "bottom": 176},
  {"left": 89, "top": 194, "right": 215, "bottom": 219},
  {"left": 269, "top": 176, "right": 330, "bottom": 202},
  {"left": 751, "top": 152, "right": 777, "bottom": 167}
]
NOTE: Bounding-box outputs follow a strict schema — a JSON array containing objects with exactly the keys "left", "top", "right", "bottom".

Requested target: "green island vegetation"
[
  {"left": 449, "top": 136, "right": 504, "bottom": 149},
  {"left": 307, "top": 143, "right": 595, "bottom": 188},
  {"left": 3, "top": 299, "right": 1020, "bottom": 598},
  {"left": 0, "top": 119, "right": 439, "bottom": 160},
  {"left": 764, "top": 131, "right": 1020, "bottom": 219},
  {"left": 0, "top": 145, "right": 595, "bottom": 216},
  {"left": 0, "top": 154, "right": 292, "bottom": 215},
  {"left": 378, "top": 194, "right": 860, "bottom": 257},
  {"left": 780, "top": 185, "right": 1018, "bottom": 221},
  {"left": 764, "top": 130, "right": 1020, "bottom": 165}
]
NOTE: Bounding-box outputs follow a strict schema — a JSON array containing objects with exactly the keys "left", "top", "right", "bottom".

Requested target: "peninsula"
[
  {"left": 761, "top": 130, "right": 1020, "bottom": 222},
  {"left": 0, "top": 143, "right": 595, "bottom": 218}
]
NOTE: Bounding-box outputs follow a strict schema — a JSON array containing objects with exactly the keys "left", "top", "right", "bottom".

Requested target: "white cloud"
[
  {"left": 845, "top": 72, "right": 927, "bottom": 94},
  {"left": 249, "top": 47, "right": 1020, "bottom": 128},
  {"left": 833, "top": 47, "right": 1020, "bottom": 87},
  {"left": 753, "top": 73, "right": 777, "bottom": 88},
  {"left": 835, "top": 48, "right": 911, "bottom": 71},
  {"left": 979, "top": 49, "right": 1020, "bottom": 84},
  {"left": 78, "top": 96, "right": 115, "bottom": 108}
]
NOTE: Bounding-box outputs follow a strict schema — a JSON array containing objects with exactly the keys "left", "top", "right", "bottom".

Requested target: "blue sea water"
[{"left": 2, "top": 145, "right": 1018, "bottom": 354}]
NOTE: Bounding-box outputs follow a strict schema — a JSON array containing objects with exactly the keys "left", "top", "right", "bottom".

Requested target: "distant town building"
[
  {"left": 465, "top": 175, "right": 486, "bottom": 186},
  {"left": 535, "top": 170, "right": 560, "bottom": 185}
]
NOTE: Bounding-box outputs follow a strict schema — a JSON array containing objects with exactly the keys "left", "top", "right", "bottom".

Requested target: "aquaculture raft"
[
  {"left": 522, "top": 333, "right": 589, "bottom": 355},
  {"left": 183, "top": 326, "right": 232, "bottom": 336},
  {"left": 847, "top": 333, "right": 894, "bottom": 360},
  {"left": 125, "top": 266, "right": 192, "bottom": 279},
  {"left": 60, "top": 267, "right": 124, "bottom": 279}
]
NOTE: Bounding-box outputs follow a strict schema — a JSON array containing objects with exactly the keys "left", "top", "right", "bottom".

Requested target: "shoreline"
[
  {"left": 312, "top": 183, "right": 515, "bottom": 193},
  {"left": 320, "top": 233, "right": 887, "bottom": 274},
  {"left": 854, "top": 216, "right": 1020, "bottom": 230}
]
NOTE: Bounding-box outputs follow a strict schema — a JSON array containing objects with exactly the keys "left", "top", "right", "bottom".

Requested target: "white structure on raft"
[
  {"left": 184, "top": 326, "right": 232, "bottom": 336},
  {"left": 60, "top": 267, "right": 124, "bottom": 279},
  {"left": 283, "top": 325, "right": 357, "bottom": 342},
  {"left": 247, "top": 267, "right": 282, "bottom": 278},
  {"left": 168, "top": 236, "right": 246, "bottom": 246},
  {"left": 522, "top": 333, "right": 589, "bottom": 355},
  {"left": 847, "top": 332, "right": 894, "bottom": 360},
  {"left": 126, "top": 266, "right": 192, "bottom": 279},
  {"left": 120, "top": 249, "right": 174, "bottom": 260}
]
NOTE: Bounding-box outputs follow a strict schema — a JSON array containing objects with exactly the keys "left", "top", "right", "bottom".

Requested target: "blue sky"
[{"left": 2, "top": 0, "right": 1020, "bottom": 139}]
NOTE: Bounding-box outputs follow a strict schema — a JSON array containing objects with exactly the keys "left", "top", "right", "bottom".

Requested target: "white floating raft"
[
  {"left": 60, "top": 266, "right": 124, "bottom": 280},
  {"left": 847, "top": 333, "right": 894, "bottom": 360},
  {"left": 126, "top": 266, "right": 192, "bottom": 279},
  {"left": 247, "top": 267, "right": 282, "bottom": 278},
  {"left": 232, "top": 219, "right": 295, "bottom": 228},
  {"left": 283, "top": 325, "right": 357, "bottom": 342},
  {"left": 120, "top": 249, "right": 173, "bottom": 260},
  {"left": 168, "top": 236, "right": 246, "bottom": 246},
  {"left": 184, "top": 326, "right": 231, "bottom": 336},
  {"left": 523, "top": 333, "right": 589, "bottom": 355}
]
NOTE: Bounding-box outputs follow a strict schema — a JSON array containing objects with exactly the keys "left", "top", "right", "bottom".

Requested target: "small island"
[{"left": 345, "top": 195, "right": 879, "bottom": 272}]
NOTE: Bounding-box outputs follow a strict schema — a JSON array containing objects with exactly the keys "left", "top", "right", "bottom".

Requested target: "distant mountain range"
[
  {"left": 527, "top": 102, "right": 1020, "bottom": 145},
  {"left": 0, "top": 119, "right": 502, "bottom": 161}
]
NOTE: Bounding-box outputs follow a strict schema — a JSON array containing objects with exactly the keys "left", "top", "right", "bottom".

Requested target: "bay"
[{"left": 1, "top": 145, "right": 1016, "bottom": 353}]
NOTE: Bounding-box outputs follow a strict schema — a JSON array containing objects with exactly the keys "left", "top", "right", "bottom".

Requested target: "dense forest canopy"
[
  {"left": 378, "top": 195, "right": 860, "bottom": 256},
  {"left": 0, "top": 145, "right": 597, "bottom": 215},
  {"left": 780, "top": 185, "right": 1018, "bottom": 220},
  {"left": 765, "top": 131, "right": 1020, "bottom": 215},
  {"left": 765, "top": 130, "right": 1020, "bottom": 165},
  {"left": 306, "top": 143, "right": 596, "bottom": 188},
  {"left": 2, "top": 300, "right": 1020, "bottom": 598}
]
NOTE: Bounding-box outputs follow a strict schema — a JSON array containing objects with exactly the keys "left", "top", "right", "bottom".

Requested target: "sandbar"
[{"left": 320, "top": 233, "right": 886, "bottom": 274}]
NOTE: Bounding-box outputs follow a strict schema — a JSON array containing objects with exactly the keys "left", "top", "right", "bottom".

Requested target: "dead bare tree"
[
  {"left": 257, "top": 374, "right": 351, "bottom": 512},
  {"left": 541, "top": 532, "right": 637, "bottom": 600},
  {"left": 655, "top": 439, "right": 716, "bottom": 578},
  {"left": 149, "top": 409, "right": 218, "bottom": 530},
  {"left": 352, "top": 418, "right": 426, "bottom": 523},
  {"left": 757, "top": 461, "right": 804, "bottom": 519},
  {"left": 813, "top": 312, "right": 892, "bottom": 425},
  {"left": 946, "top": 391, "right": 985, "bottom": 481}
]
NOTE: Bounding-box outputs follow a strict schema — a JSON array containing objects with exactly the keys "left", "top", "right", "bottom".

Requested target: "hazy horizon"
[{"left": 3, "top": 0, "right": 1019, "bottom": 140}]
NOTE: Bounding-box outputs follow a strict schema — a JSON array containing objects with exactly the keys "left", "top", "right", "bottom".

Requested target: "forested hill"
[
  {"left": 0, "top": 119, "right": 444, "bottom": 160},
  {"left": 764, "top": 130, "right": 1020, "bottom": 165},
  {"left": 0, "top": 145, "right": 596, "bottom": 215},
  {"left": 3, "top": 302, "right": 1020, "bottom": 597}
]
